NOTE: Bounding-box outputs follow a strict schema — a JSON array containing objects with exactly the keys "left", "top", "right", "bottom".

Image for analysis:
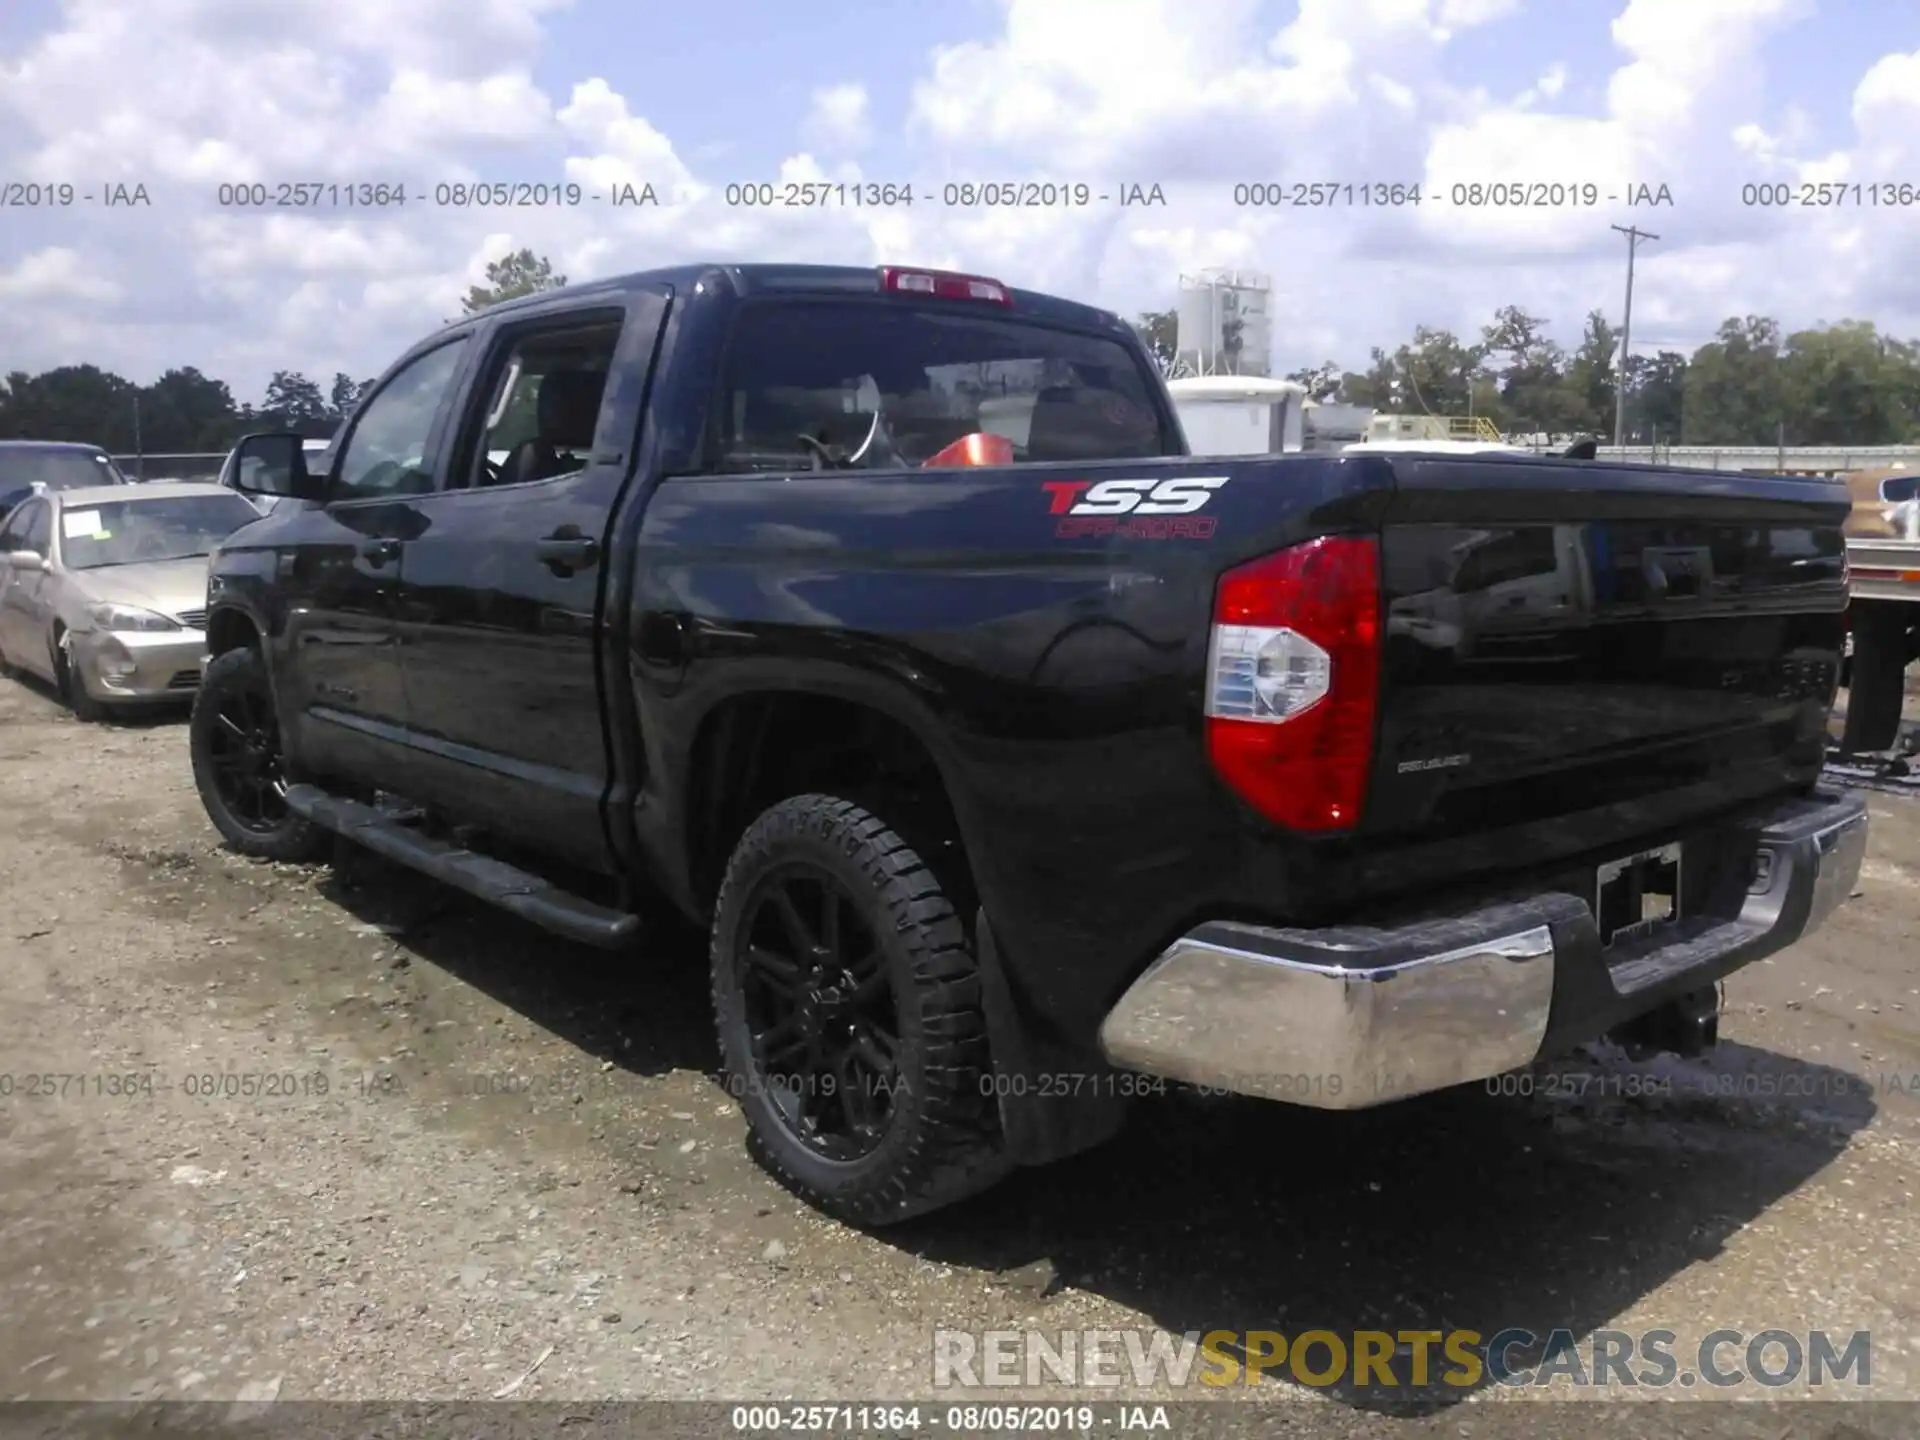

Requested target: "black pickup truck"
[{"left": 198, "top": 262, "right": 1868, "bottom": 1225}]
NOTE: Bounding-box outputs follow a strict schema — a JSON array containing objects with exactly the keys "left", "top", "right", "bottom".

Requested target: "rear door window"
[
  {"left": 709, "top": 301, "right": 1172, "bottom": 473},
  {"left": 451, "top": 314, "right": 625, "bottom": 489}
]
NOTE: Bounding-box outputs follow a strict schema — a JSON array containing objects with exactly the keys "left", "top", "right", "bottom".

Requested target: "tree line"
[
  {"left": 0, "top": 365, "right": 376, "bottom": 456},
  {"left": 1134, "top": 307, "right": 1920, "bottom": 447},
  {"left": 0, "top": 248, "right": 567, "bottom": 457},
  {"left": 6, "top": 244, "right": 1917, "bottom": 453}
]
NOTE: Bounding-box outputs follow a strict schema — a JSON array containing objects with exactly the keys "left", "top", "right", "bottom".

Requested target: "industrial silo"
[{"left": 1174, "top": 269, "right": 1273, "bottom": 377}]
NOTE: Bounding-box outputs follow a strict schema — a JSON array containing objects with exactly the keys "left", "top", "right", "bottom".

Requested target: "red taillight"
[
  {"left": 922, "top": 432, "right": 1015, "bottom": 468},
  {"left": 1204, "top": 535, "right": 1381, "bottom": 832},
  {"left": 879, "top": 266, "right": 1012, "bottom": 305}
]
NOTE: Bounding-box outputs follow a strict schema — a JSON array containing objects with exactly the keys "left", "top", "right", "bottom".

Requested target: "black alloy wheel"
[
  {"left": 189, "top": 647, "right": 329, "bottom": 862},
  {"left": 710, "top": 794, "right": 1011, "bottom": 1225},
  {"left": 207, "top": 680, "right": 287, "bottom": 828},
  {"left": 737, "top": 861, "right": 901, "bottom": 1161}
]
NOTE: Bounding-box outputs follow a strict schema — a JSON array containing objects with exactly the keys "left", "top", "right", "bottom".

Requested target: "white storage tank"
[
  {"left": 1167, "top": 376, "right": 1306, "bottom": 456},
  {"left": 1174, "top": 270, "right": 1273, "bottom": 378}
]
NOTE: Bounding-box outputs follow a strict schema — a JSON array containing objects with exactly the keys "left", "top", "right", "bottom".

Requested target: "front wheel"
[
  {"left": 710, "top": 794, "right": 1010, "bottom": 1226},
  {"left": 189, "top": 647, "right": 329, "bottom": 862},
  {"left": 52, "top": 629, "right": 107, "bottom": 722}
]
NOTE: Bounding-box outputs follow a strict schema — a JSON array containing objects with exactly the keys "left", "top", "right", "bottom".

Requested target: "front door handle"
[
  {"left": 536, "top": 532, "right": 599, "bottom": 575},
  {"left": 362, "top": 539, "right": 400, "bottom": 566}
]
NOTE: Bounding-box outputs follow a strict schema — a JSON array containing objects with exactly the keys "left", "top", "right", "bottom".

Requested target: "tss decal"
[
  {"left": 1043, "top": 476, "right": 1229, "bottom": 515},
  {"left": 1043, "top": 476, "right": 1229, "bottom": 538}
]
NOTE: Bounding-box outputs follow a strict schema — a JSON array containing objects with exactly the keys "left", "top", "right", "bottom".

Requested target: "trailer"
[{"left": 1165, "top": 376, "right": 1307, "bottom": 456}]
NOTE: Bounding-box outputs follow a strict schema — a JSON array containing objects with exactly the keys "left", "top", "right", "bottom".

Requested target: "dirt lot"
[{"left": 2, "top": 667, "right": 1918, "bottom": 1433}]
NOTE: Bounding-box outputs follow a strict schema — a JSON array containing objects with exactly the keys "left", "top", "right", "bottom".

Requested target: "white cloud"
[
  {"left": 907, "top": 0, "right": 1512, "bottom": 181},
  {"left": 373, "top": 70, "right": 555, "bottom": 146},
  {"left": 804, "top": 83, "right": 871, "bottom": 153},
  {"left": 1514, "top": 62, "right": 1568, "bottom": 107},
  {"left": 1439, "top": 0, "right": 1520, "bottom": 27},
  {"left": 0, "top": 0, "right": 1916, "bottom": 408},
  {"left": 559, "top": 78, "right": 700, "bottom": 200},
  {"left": 0, "top": 248, "right": 121, "bottom": 303},
  {"left": 1853, "top": 49, "right": 1920, "bottom": 166}
]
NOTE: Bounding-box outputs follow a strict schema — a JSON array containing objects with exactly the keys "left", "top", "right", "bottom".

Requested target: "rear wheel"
[
  {"left": 190, "top": 647, "right": 329, "bottom": 862},
  {"left": 710, "top": 794, "right": 1010, "bottom": 1226},
  {"left": 1841, "top": 601, "right": 1912, "bottom": 753}
]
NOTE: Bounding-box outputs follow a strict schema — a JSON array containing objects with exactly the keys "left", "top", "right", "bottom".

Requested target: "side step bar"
[{"left": 283, "top": 784, "right": 640, "bottom": 950}]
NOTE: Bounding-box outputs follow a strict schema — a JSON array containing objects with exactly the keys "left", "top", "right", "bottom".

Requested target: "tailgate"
[{"left": 1365, "top": 457, "right": 1849, "bottom": 854}]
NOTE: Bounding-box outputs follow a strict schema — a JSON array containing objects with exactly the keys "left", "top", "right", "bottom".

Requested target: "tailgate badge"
[{"left": 1396, "top": 753, "right": 1471, "bottom": 773}]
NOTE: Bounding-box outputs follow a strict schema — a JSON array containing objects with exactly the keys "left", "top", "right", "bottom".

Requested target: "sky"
[{"left": 1, "top": 0, "right": 1918, "bottom": 407}]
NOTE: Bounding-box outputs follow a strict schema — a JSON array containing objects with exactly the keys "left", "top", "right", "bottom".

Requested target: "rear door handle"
[
  {"left": 362, "top": 539, "right": 400, "bottom": 566},
  {"left": 536, "top": 534, "right": 599, "bottom": 574}
]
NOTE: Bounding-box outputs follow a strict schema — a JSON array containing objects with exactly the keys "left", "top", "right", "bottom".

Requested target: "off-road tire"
[
  {"left": 710, "top": 793, "right": 1012, "bottom": 1226},
  {"left": 1841, "top": 601, "right": 1912, "bottom": 754},
  {"left": 190, "top": 647, "right": 330, "bottom": 862}
]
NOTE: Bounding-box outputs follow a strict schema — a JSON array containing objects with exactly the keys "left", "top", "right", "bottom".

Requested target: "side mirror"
[
  {"left": 228, "top": 432, "right": 323, "bottom": 502},
  {"left": 7, "top": 550, "right": 44, "bottom": 572}
]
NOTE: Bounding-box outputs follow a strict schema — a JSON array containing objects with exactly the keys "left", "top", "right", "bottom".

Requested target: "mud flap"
[{"left": 973, "top": 907, "right": 1131, "bottom": 1167}]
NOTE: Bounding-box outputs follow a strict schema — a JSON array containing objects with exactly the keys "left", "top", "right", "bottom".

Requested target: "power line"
[{"left": 1611, "top": 224, "right": 1659, "bottom": 448}]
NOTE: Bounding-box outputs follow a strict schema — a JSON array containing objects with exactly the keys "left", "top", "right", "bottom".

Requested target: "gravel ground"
[{"left": 1, "top": 665, "right": 1918, "bottom": 1436}]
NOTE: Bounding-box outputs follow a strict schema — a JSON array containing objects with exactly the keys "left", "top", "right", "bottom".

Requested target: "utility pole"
[{"left": 1611, "top": 224, "right": 1658, "bottom": 451}]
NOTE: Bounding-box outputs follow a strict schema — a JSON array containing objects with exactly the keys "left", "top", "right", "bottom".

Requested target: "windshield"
[
  {"left": 712, "top": 302, "right": 1173, "bottom": 472},
  {"left": 58, "top": 494, "right": 261, "bottom": 569},
  {"left": 0, "top": 448, "right": 125, "bottom": 494}
]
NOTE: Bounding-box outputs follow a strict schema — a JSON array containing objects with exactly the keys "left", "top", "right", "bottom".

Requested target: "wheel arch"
[
  {"left": 679, "top": 679, "right": 977, "bottom": 921},
  {"left": 205, "top": 604, "right": 264, "bottom": 658}
]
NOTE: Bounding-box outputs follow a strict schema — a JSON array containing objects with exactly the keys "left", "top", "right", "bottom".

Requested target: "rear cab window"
[{"left": 708, "top": 300, "right": 1175, "bottom": 474}]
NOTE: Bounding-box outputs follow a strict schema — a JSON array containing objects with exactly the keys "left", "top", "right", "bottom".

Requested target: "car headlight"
[{"left": 87, "top": 602, "right": 181, "bottom": 632}]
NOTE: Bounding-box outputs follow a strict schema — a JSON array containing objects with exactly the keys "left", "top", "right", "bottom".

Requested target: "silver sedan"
[{"left": 0, "top": 481, "right": 264, "bottom": 719}]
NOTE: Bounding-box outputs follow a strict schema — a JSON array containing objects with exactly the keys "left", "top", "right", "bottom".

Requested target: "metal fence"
[
  {"left": 1597, "top": 443, "right": 1920, "bottom": 473},
  {"left": 110, "top": 453, "right": 228, "bottom": 482}
]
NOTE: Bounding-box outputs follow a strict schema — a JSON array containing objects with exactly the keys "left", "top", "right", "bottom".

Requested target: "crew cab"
[{"left": 197, "top": 263, "right": 1868, "bottom": 1225}]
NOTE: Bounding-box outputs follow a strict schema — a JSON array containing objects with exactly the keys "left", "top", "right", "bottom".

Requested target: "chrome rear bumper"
[{"left": 1098, "top": 789, "right": 1869, "bottom": 1109}]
